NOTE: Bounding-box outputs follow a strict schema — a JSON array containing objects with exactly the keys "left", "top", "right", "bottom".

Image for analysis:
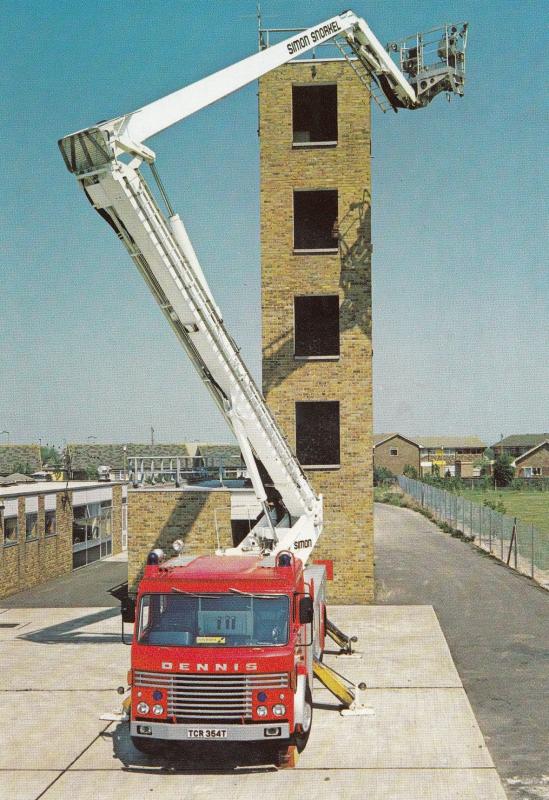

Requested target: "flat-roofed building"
[{"left": 0, "top": 479, "right": 126, "bottom": 599}]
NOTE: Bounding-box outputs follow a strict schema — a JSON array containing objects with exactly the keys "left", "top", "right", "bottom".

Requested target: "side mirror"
[
  {"left": 299, "top": 595, "right": 314, "bottom": 625},
  {"left": 121, "top": 596, "right": 136, "bottom": 624}
]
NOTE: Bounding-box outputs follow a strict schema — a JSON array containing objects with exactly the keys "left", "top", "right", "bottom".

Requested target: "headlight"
[
  {"left": 136, "top": 701, "right": 150, "bottom": 715},
  {"left": 256, "top": 705, "right": 268, "bottom": 717},
  {"left": 272, "top": 704, "right": 286, "bottom": 716},
  {"left": 152, "top": 704, "right": 164, "bottom": 716}
]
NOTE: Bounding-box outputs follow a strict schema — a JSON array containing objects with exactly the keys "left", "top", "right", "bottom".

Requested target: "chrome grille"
[{"left": 134, "top": 671, "right": 288, "bottom": 721}]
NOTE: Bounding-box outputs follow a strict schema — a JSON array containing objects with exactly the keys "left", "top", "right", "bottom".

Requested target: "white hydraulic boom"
[{"left": 59, "top": 10, "right": 467, "bottom": 563}]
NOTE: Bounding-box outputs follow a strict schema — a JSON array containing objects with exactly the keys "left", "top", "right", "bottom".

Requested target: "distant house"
[
  {"left": 373, "top": 434, "right": 420, "bottom": 476},
  {"left": 492, "top": 434, "right": 549, "bottom": 461},
  {"left": 0, "top": 445, "right": 41, "bottom": 477},
  {"left": 416, "top": 437, "right": 486, "bottom": 478},
  {"left": 512, "top": 440, "right": 549, "bottom": 478},
  {"left": 66, "top": 443, "right": 194, "bottom": 481}
]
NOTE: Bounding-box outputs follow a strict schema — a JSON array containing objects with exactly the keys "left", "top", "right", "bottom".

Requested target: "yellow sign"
[{"left": 196, "top": 636, "right": 226, "bottom": 644}]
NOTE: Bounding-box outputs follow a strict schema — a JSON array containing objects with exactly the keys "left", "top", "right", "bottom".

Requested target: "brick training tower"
[{"left": 259, "top": 59, "right": 373, "bottom": 603}]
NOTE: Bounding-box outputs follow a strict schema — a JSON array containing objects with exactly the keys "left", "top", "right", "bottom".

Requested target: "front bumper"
[{"left": 131, "top": 721, "right": 290, "bottom": 742}]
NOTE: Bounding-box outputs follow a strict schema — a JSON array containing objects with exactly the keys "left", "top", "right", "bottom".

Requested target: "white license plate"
[{"left": 187, "top": 728, "right": 227, "bottom": 739}]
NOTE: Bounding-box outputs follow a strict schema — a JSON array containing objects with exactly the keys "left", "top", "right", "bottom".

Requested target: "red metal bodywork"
[{"left": 130, "top": 554, "right": 313, "bottom": 740}]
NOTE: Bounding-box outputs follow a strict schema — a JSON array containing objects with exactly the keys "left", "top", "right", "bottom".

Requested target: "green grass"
[{"left": 458, "top": 489, "right": 549, "bottom": 534}]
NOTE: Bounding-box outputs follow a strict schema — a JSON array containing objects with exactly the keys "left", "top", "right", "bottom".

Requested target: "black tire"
[
  {"left": 131, "top": 735, "right": 164, "bottom": 755},
  {"left": 293, "top": 683, "right": 313, "bottom": 752}
]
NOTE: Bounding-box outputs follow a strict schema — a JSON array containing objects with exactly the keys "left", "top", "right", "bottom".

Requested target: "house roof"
[
  {"left": 373, "top": 434, "right": 485, "bottom": 449},
  {"left": 195, "top": 443, "right": 243, "bottom": 466},
  {"left": 513, "top": 440, "right": 549, "bottom": 465},
  {"left": 0, "top": 473, "right": 37, "bottom": 486},
  {"left": 493, "top": 434, "right": 549, "bottom": 449},
  {"left": 414, "top": 436, "right": 486, "bottom": 449},
  {"left": 373, "top": 433, "right": 419, "bottom": 448},
  {"left": 0, "top": 445, "right": 42, "bottom": 476},
  {"left": 67, "top": 443, "right": 194, "bottom": 471}
]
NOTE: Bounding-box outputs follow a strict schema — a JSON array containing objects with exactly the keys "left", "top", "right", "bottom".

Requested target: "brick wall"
[
  {"left": 127, "top": 488, "right": 232, "bottom": 593},
  {"left": 375, "top": 437, "right": 420, "bottom": 476},
  {"left": 259, "top": 62, "right": 373, "bottom": 603}
]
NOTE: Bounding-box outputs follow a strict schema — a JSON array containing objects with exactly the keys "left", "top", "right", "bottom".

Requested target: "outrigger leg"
[
  {"left": 325, "top": 618, "right": 358, "bottom": 655},
  {"left": 313, "top": 657, "right": 374, "bottom": 717}
]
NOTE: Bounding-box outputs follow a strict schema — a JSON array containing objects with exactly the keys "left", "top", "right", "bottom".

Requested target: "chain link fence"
[{"left": 398, "top": 476, "right": 549, "bottom": 588}]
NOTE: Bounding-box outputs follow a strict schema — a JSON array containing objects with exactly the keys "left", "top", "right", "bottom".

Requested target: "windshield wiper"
[{"left": 228, "top": 588, "right": 280, "bottom": 599}]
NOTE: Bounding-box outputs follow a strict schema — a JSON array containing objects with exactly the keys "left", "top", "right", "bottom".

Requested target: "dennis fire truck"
[{"left": 59, "top": 10, "right": 467, "bottom": 761}]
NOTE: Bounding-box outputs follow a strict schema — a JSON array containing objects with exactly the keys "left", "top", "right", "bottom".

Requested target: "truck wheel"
[
  {"left": 131, "top": 735, "right": 163, "bottom": 755},
  {"left": 293, "top": 683, "right": 313, "bottom": 752}
]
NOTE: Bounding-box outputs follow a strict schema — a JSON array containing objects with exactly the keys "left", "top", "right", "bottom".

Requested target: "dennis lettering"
[{"left": 160, "top": 662, "right": 258, "bottom": 672}]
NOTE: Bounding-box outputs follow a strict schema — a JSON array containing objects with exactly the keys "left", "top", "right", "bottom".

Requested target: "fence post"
[
  {"left": 531, "top": 524, "right": 535, "bottom": 579},
  {"left": 479, "top": 504, "right": 483, "bottom": 547},
  {"left": 470, "top": 500, "right": 473, "bottom": 539},
  {"left": 500, "top": 512, "right": 504, "bottom": 561},
  {"left": 488, "top": 508, "right": 492, "bottom": 553}
]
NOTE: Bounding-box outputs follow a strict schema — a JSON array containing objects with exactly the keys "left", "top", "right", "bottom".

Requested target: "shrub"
[
  {"left": 483, "top": 497, "right": 506, "bottom": 514},
  {"left": 403, "top": 464, "right": 418, "bottom": 479},
  {"left": 374, "top": 466, "right": 395, "bottom": 487}
]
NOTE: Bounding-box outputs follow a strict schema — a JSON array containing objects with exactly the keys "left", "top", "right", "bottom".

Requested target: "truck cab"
[{"left": 128, "top": 552, "right": 326, "bottom": 753}]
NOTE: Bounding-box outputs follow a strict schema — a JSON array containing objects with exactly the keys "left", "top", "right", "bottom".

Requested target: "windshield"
[{"left": 137, "top": 593, "right": 289, "bottom": 647}]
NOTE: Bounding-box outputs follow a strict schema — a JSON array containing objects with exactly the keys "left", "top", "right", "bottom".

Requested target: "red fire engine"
[{"left": 59, "top": 9, "right": 467, "bottom": 762}]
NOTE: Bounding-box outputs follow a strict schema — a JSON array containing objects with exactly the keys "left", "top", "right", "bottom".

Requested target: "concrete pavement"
[
  {"left": 375, "top": 502, "right": 549, "bottom": 800},
  {"left": 1, "top": 552, "right": 128, "bottom": 608},
  {"left": 0, "top": 602, "right": 507, "bottom": 800}
]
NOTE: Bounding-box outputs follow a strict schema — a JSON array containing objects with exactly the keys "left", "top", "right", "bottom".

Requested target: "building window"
[
  {"left": 72, "top": 500, "right": 113, "bottom": 569},
  {"left": 292, "top": 84, "right": 337, "bottom": 145},
  {"left": 294, "top": 295, "right": 339, "bottom": 359},
  {"left": 296, "top": 401, "right": 340, "bottom": 468},
  {"left": 390, "top": 448, "right": 398, "bottom": 456},
  {"left": 25, "top": 513, "right": 38, "bottom": 541},
  {"left": 4, "top": 517, "right": 18, "bottom": 546},
  {"left": 45, "top": 510, "right": 56, "bottom": 537},
  {"left": 293, "top": 190, "right": 338, "bottom": 252}
]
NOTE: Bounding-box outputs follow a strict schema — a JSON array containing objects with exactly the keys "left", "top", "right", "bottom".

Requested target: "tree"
[
  {"left": 492, "top": 455, "right": 514, "bottom": 487},
  {"left": 40, "top": 446, "right": 61, "bottom": 466}
]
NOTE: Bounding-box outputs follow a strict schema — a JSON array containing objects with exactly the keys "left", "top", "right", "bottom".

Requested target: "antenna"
[{"left": 257, "top": 3, "right": 266, "bottom": 50}]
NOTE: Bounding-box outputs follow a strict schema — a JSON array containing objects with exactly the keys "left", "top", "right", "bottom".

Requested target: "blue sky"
[{"left": 1, "top": 0, "right": 547, "bottom": 450}]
